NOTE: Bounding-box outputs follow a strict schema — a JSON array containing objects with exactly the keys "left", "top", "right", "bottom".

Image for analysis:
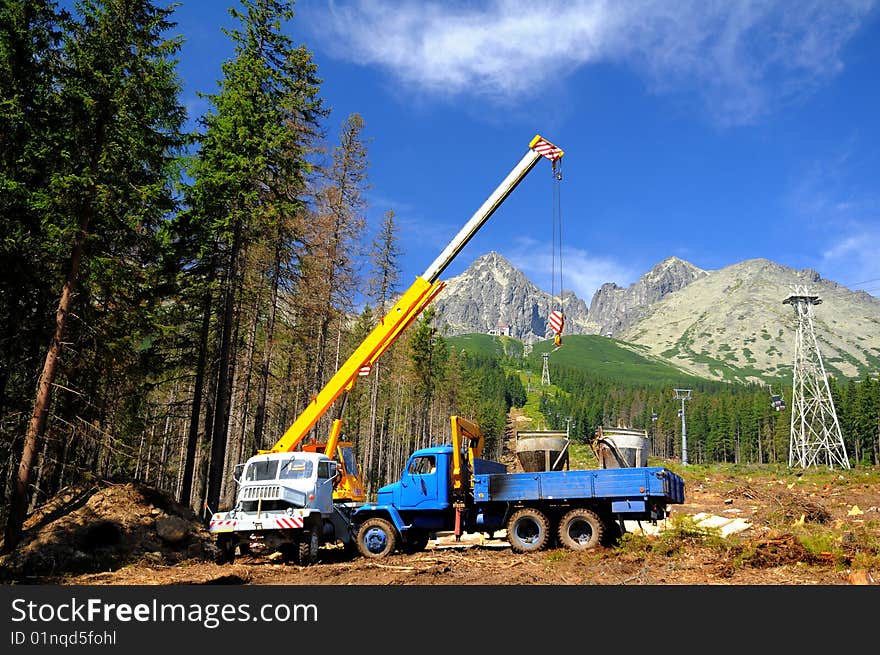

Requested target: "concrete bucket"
[
  {"left": 515, "top": 431, "right": 569, "bottom": 472},
  {"left": 594, "top": 427, "right": 650, "bottom": 469}
]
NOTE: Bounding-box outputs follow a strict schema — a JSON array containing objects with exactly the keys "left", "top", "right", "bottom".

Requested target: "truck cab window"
[
  {"left": 338, "top": 446, "right": 359, "bottom": 477},
  {"left": 317, "top": 461, "right": 337, "bottom": 479},
  {"left": 279, "top": 458, "right": 313, "bottom": 480},
  {"left": 245, "top": 459, "right": 279, "bottom": 482},
  {"left": 408, "top": 455, "right": 436, "bottom": 475}
]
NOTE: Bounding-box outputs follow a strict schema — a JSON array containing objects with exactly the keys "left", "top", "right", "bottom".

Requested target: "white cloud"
[
  {"left": 507, "top": 237, "right": 639, "bottom": 300},
  {"left": 822, "top": 226, "right": 880, "bottom": 293},
  {"left": 307, "top": 0, "right": 875, "bottom": 125},
  {"left": 784, "top": 143, "right": 880, "bottom": 293}
]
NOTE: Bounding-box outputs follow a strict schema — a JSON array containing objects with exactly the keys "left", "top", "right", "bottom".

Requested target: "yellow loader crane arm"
[
  {"left": 261, "top": 135, "right": 564, "bottom": 503},
  {"left": 450, "top": 415, "right": 485, "bottom": 500}
]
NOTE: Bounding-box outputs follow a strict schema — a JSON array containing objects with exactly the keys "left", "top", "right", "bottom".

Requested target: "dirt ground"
[{"left": 3, "top": 462, "right": 877, "bottom": 586}]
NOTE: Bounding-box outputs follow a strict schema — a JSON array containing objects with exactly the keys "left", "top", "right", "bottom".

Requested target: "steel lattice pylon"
[
  {"left": 783, "top": 287, "right": 850, "bottom": 469},
  {"left": 541, "top": 352, "right": 551, "bottom": 386}
]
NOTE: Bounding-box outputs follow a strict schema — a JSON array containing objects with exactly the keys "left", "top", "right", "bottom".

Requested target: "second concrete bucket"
[
  {"left": 594, "top": 427, "right": 650, "bottom": 469},
  {"left": 515, "top": 431, "right": 569, "bottom": 472}
]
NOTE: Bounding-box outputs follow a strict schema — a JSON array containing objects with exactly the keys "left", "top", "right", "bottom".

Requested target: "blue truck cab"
[
  {"left": 352, "top": 444, "right": 686, "bottom": 559},
  {"left": 355, "top": 446, "right": 504, "bottom": 546}
]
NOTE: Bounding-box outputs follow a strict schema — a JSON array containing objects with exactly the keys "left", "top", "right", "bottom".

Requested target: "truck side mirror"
[{"left": 233, "top": 463, "right": 245, "bottom": 484}]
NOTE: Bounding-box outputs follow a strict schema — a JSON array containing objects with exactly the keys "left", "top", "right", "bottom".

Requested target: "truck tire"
[
  {"left": 507, "top": 508, "right": 550, "bottom": 553},
  {"left": 298, "top": 523, "right": 320, "bottom": 566},
  {"left": 558, "top": 508, "right": 604, "bottom": 550},
  {"left": 356, "top": 517, "right": 398, "bottom": 559}
]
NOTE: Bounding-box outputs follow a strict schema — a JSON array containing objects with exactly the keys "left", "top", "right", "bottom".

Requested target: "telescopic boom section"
[
  {"left": 422, "top": 135, "right": 563, "bottom": 283},
  {"left": 265, "top": 135, "right": 563, "bottom": 455}
]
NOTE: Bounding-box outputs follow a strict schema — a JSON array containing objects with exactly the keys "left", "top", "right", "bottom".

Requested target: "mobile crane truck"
[
  {"left": 352, "top": 415, "right": 684, "bottom": 557},
  {"left": 209, "top": 135, "right": 686, "bottom": 564}
]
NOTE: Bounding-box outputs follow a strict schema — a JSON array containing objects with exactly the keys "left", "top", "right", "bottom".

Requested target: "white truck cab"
[
  {"left": 208, "top": 451, "right": 342, "bottom": 564},
  {"left": 236, "top": 451, "right": 337, "bottom": 514}
]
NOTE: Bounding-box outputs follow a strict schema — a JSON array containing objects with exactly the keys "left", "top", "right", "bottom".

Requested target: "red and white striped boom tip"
[
  {"left": 549, "top": 310, "right": 564, "bottom": 335},
  {"left": 529, "top": 135, "right": 564, "bottom": 161}
]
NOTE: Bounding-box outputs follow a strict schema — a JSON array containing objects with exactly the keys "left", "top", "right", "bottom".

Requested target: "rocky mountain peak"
[
  {"left": 463, "top": 251, "right": 524, "bottom": 285},
  {"left": 799, "top": 268, "right": 822, "bottom": 283},
  {"left": 620, "top": 257, "right": 880, "bottom": 383},
  {"left": 426, "top": 250, "right": 880, "bottom": 385},
  {"left": 432, "top": 252, "right": 591, "bottom": 342},
  {"left": 588, "top": 256, "right": 706, "bottom": 336}
]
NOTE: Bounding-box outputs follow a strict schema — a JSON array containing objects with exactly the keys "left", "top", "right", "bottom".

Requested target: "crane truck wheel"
[
  {"left": 507, "top": 508, "right": 551, "bottom": 553},
  {"left": 298, "top": 523, "right": 321, "bottom": 566},
  {"left": 558, "top": 508, "right": 604, "bottom": 550},
  {"left": 356, "top": 517, "right": 398, "bottom": 559}
]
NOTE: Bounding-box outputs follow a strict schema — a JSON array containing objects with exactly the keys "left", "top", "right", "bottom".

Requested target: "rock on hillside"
[
  {"left": 432, "top": 251, "right": 591, "bottom": 342},
  {"left": 621, "top": 258, "right": 880, "bottom": 383},
  {"left": 588, "top": 256, "right": 707, "bottom": 337}
]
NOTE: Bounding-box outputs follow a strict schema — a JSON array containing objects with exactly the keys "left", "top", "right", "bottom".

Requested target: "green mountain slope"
[
  {"left": 528, "top": 335, "right": 706, "bottom": 386},
  {"left": 448, "top": 333, "right": 705, "bottom": 386},
  {"left": 446, "top": 333, "right": 524, "bottom": 358}
]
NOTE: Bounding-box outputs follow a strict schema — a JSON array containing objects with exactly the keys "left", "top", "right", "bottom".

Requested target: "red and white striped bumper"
[
  {"left": 209, "top": 517, "right": 238, "bottom": 533},
  {"left": 209, "top": 512, "right": 307, "bottom": 533}
]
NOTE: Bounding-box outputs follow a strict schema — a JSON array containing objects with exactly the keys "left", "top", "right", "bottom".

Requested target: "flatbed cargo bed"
[{"left": 474, "top": 466, "right": 684, "bottom": 505}]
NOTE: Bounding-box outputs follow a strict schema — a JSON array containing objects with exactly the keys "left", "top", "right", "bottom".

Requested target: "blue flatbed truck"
[{"left": 351, "top": 441, "right": 686, "bottom": 558}]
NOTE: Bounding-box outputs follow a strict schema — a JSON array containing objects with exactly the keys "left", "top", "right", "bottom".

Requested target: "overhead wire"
[
  {"left": 843, "top": 276, "right": 880, "bottom": 287},
  {"left": 555, "top": 158, "right": 563, "bottom": 308},
  {"left": 550, "top": 157, "right": 564, "bottom": 346}
]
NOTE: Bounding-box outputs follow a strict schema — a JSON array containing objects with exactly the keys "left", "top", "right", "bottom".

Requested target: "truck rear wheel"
[
  {"left": 356, "top": 517, "right": 398, "bottom": 559},
  {"left": 507, "top": 508, "right": 550, "bottom": 553},
  {"left": 298, "top": 523, "right": 321, "bottom": 566},
  {"left": 558, "top": 508, "right": 604, "bottom": 550}
]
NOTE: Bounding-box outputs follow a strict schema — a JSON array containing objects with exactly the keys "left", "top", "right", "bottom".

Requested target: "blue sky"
[{"left": 169, "top": 1, "right": 880, "bottom": 301}]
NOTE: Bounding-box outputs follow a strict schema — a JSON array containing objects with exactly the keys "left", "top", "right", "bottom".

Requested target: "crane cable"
[{"left": 549, "top": 158, "right": 565, "bottom": 347}]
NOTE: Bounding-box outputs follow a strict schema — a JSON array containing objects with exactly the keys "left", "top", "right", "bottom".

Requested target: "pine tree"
[
  {"left": 181, "top": 0, "right": 323, "bottom": 516},
  {"left": 362, "top": 209, "right": 401, "bottom": 494},
  {"left": 3, "top": 0, "right": 186, "bottom": 551},
  {"left": 0, "top": 0, "right": 68, "bottom": 525},
  {"left": 409, "top": 307, "right": 448, "bottom": 446},
  {"left": 304, "top": 112, "right": 369, "bottom": 410}
]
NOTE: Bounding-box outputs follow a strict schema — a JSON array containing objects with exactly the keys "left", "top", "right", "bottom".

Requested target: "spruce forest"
[{"left": 1, "top": 0, "right": 879, "bottom": 557}]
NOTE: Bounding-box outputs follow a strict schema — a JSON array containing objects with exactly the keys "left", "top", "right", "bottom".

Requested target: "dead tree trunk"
[
  {"left": 222, "top": 286, "right": 259, "bottom": 506},
  {"left": 179, "top": 289, "right": 213, "bottom": 507},
  {"left": 205, "top": 222, "right": 242, "bottom": 517},
  {"left": 252, "top": 246, "right": 282, "bottom": 448},
  {"left": 3, "top": 216, "right": 88, "bottom": 553}
]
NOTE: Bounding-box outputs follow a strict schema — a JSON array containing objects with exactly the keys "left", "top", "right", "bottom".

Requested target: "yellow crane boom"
[{"left": 260, "top": 135, "right": 564, "bottom": 503}]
